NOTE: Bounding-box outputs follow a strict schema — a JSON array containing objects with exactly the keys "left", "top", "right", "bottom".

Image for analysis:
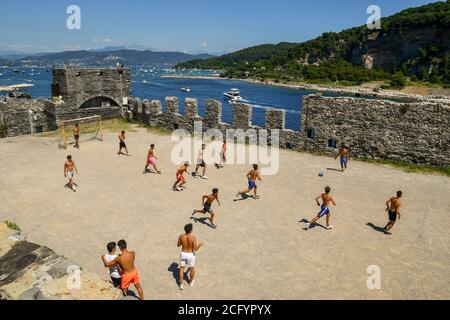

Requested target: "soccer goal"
[{"left": 58, "top": 115, "right": 103, "bottom": 149}]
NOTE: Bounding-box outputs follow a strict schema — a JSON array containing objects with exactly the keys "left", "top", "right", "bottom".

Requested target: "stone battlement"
[
  {"left": 1, "top": 66, "right": 449, "bottom": 167},
  {"left": 125, "top": 95, "right": 450, "bottom": 166}
]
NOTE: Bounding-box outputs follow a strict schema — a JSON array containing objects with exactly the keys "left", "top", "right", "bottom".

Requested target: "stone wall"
[
  {"left": 52, "top": 67, "right": 131, "bottom": 120},
  {"left": 301, "top": 95, "right": 450, "bottom": 166},
  {"left": 0, "top": 98, "right": 57, "bottom": 137},
  {"left": 127, "top": 95, "right": 450, "bottom": 166}
]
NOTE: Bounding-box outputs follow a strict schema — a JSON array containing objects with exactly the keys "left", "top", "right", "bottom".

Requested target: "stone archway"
[{"left": 78, "top": 96, "right": 120, "bottom": 109}]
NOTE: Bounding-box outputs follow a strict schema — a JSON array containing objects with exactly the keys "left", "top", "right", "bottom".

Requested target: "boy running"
[
  {"left": 102, "top": 239, "right": 144, "bottom": 300},
  {"left": 102, "top": 242, "right": 122, "bottom": 288},
  {"left": 173, "top": 162, "right": 190, "bottom": 191},
  {"left": 192, "top": 188, "right": 221, "bottom": 229},
  {"left": 194, "top": 144, "right": 208, "bottom": 179},
  {"left": 236, "top": 164, "right": 262, "bottom": 199},
  {"left": 143, "top": 144, "right": 161, "bottom": 174},
  {"left": 177, "top": 224, "right": 204, "bottom": 290},
  {"left": 64, "top": 155, "right": 78, "bottom": 192},
  {"left": 384, "top": 191, "right": 403, "bottom": 235},
  {"left": 118, "top": 131, "right": 130, "bottom": 156},
  {"left": 335, "top": 144, "right": 350, "bottom": 173},
  {"left": 306, "top": 186, "right": 336, "bottom": 230},
  {"left": 73, "top": 123, "right": 80, "bottom": 149}
]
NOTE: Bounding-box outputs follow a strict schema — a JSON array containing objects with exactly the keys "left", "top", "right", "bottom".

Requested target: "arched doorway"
[{"left": 79, "top": 96, "right": 119, "bottom": 109}]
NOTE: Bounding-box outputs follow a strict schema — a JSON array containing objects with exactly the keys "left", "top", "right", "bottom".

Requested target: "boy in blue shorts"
[
  {"left": 306, "top": 186, "right": 336, "bottom": 230},
  {"left": 236, "top": 164, "right": 262, "bottom": 199},
  {"left": 335, "top": 144, "right": 350, "bottom": 173}
]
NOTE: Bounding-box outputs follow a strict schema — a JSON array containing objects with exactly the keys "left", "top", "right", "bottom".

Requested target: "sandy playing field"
[{"left": 1, "top": 127, "right": 449, "bottom": 300}]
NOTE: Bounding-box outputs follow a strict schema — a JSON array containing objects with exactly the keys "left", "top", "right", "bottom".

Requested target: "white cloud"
[
  {"left": 201, "top": 42, "right": 208, "bottom": 48},
  {"left": 92, "top": 38, "right": 114, "bottom": 43}
]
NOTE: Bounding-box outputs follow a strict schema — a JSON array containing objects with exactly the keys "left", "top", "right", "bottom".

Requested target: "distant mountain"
[
  {"left": 18, "top": 49, "right": 215, "bottom": 66},
  {"left": 88, "top": 46, "right": 127, "bottom": 52},
  {"left": 178, "top": 1, "right": 450, "bottom": 85}
]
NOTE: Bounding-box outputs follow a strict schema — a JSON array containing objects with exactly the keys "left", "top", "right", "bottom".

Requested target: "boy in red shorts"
[{"left": 173, "top": 162, "right": 190, "bottom": 191}]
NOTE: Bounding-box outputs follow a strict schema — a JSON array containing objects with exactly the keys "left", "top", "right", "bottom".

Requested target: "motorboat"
[
  {"left": 223, "top": 88, "right": 242, "bottom": 101},
  {"left": 181, "top": 87, "right": 191, "bottom": 92}
]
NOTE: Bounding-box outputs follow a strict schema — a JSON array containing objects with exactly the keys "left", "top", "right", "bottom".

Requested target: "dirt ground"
[{"left": 0, "top": 128, "right": 449, "bottom": 300}]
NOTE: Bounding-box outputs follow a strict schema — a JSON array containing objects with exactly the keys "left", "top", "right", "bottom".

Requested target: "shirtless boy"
[
  {"left": 384, "top": 191, "right": 403, "bottom": 234},
  {"left": 143, "top": 144, "right": 161, "bottom": 174},
  {"left": 236, "top": 164, "right": 262, "bottom": 199},
  {"left": 118, "top": 131, "right": 130, "bottom": 156},
  {"left": 64, "top": 155, "right": 78, "bottom": 192},
  {"left": 73, "top": 124, "right": 80, "bottom": 149},
  {"left": 306, "top": 186, "right": 337, "bottom": 230},
  {"left": 173, "top": 162, "right": 190, "bottom": 191},
  {"left": 335, "top": 144, "right": 350, "bottom": 173},
  {"left": 194, "top": 144, "right": 208, "bottom": 179},
  {"left": 102, "top": 239, "right": 144, "bottom": 300},
  {"left": 177, "top": 224, "right": 204, "bottom": 290},
  {"left": 192, "top": 188, "right": 221, "bottom": 229},
  {"left": 216, "top": 140, "right": 227, "bottom": 168}
]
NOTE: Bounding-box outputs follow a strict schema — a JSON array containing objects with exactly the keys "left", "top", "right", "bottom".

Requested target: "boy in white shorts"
[{"left": 177, "top": 224, "right": 204, "bottom": 290}]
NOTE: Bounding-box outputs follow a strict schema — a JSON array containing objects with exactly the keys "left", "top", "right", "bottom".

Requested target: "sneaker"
[
  {"left": 190, "top": 280, "right": 195, "bottom": 287},
  {"left": 211, "top": 224, "right": 218, "bottom": 229},
  {"left": 201, "top": 176, "right": 209, "bottom": 180},
  {"left": 305, "top": 223, "right": 310, "bottom": 230},
  {"left": 179, "top": 284, "right": 184, "bottom": 290},
  {"left": 326, "top": 226, "right": 334, "bottom": 230}
]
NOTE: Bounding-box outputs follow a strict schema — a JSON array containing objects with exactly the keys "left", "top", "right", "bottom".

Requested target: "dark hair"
[
  {"left": 397, "top": 191, "right": 403, "bottom": 198},
  {"left": 107, "top": 242, "right": 116, "bottom": 253},
  {"left": 118, "top": 239, "right": 127, "bottom": 250},
  {"left": 184, "top": 224, "right": 193, "bottom": 233},
  {"left": 121, "top": 131, "right": 125, "bottom": 134},
  {"left": 151, "top": 144, "right": 155, "bottom": 148},
  {"left": 212, "top": 188, "right": 219, "bottom": 194},
  {"left": 67, "top": 155, "right": 72, "bottom": 160},
  {"left": 75, "top": 123, "right": 79, "bottom": 127},
  {"left": 325, "top": 186, "right": 331, "bottom": 194},
  {"left": 202, "top": 144, "right": 206, "bottom": 147},
  {"left": 253, "top": 164, "right": 258, "bottom": 170}
]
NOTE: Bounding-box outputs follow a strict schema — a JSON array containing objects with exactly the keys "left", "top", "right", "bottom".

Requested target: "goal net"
[{"left": 58, "top": 115, "right": 103, "bottom": 149}]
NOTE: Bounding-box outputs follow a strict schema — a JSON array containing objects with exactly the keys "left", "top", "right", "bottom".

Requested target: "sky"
[{"left": 0, "top": 0, "right": 441, "bottom": 54}]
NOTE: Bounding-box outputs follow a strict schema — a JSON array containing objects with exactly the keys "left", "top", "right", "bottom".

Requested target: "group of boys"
[{"left": 66, "top": 127, "right": 403, "bottom": 298}]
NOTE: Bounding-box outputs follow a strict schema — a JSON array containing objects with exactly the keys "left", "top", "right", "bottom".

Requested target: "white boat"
[
  {"left": 223, "top": 88, "right": 242, "bottom": 101},
  {"left": 181, "top": 87, "right": 191, "bottom": 92}
]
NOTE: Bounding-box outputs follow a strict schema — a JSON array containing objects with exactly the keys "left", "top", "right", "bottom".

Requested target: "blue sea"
[{"left": 0, "top": 66, "right": 340, "bottom": 130}]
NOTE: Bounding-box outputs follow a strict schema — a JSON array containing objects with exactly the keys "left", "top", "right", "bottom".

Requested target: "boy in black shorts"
[
  {"left": 192, "top": 188, "right": 221, "bottom": 229},
  {"left": 118, "top": 131, "right": 130, "bottom": 156}
]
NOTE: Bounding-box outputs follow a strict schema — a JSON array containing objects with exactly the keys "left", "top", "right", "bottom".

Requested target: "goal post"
[{"left": 58, "top": 115, "right": 103, "bottom": 149}]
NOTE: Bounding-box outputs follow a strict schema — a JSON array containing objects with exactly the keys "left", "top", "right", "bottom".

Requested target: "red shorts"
[
  {"left": 147, "top": 157, "right": 156, "bottom": 165},
  {"left": 121, "top": 270, "right": 140, "bottom": 289},
  {"left": 177, "top": 173, "right": 186, "bottom": 183}
]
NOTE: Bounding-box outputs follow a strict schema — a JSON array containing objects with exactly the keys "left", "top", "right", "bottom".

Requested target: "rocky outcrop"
[{"left": 0, "top": 223, "right": 122, "bottom": 300}]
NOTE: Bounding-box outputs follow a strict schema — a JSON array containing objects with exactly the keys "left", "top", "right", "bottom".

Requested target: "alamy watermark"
[
  {"left": 367, "top": 265, "right": 381, "bottom": 290},
  {"left": 66, "top": 265, "right": 82, "bottom": 290},
  {"left": 171, "top": 121, "right": 280, "bottom": 176},
  {"left": 367, "top": 5, "right": 382, "bottom": 30},
  {"left": 66, "top": 5, "right": 81, "bottom": 30}
]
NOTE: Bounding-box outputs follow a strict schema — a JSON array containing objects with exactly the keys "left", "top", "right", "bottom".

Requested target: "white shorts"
[
  {"left": 180, "top": 252, "right": 196, "bottom": 268},
  {"left": 67, "top": 171, "right": 74, "bottom": 179}
]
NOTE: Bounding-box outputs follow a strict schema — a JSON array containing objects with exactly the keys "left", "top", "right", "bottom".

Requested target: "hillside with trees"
[{"left": 177, "top": 1, "right": 450, "bottom": 87}]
